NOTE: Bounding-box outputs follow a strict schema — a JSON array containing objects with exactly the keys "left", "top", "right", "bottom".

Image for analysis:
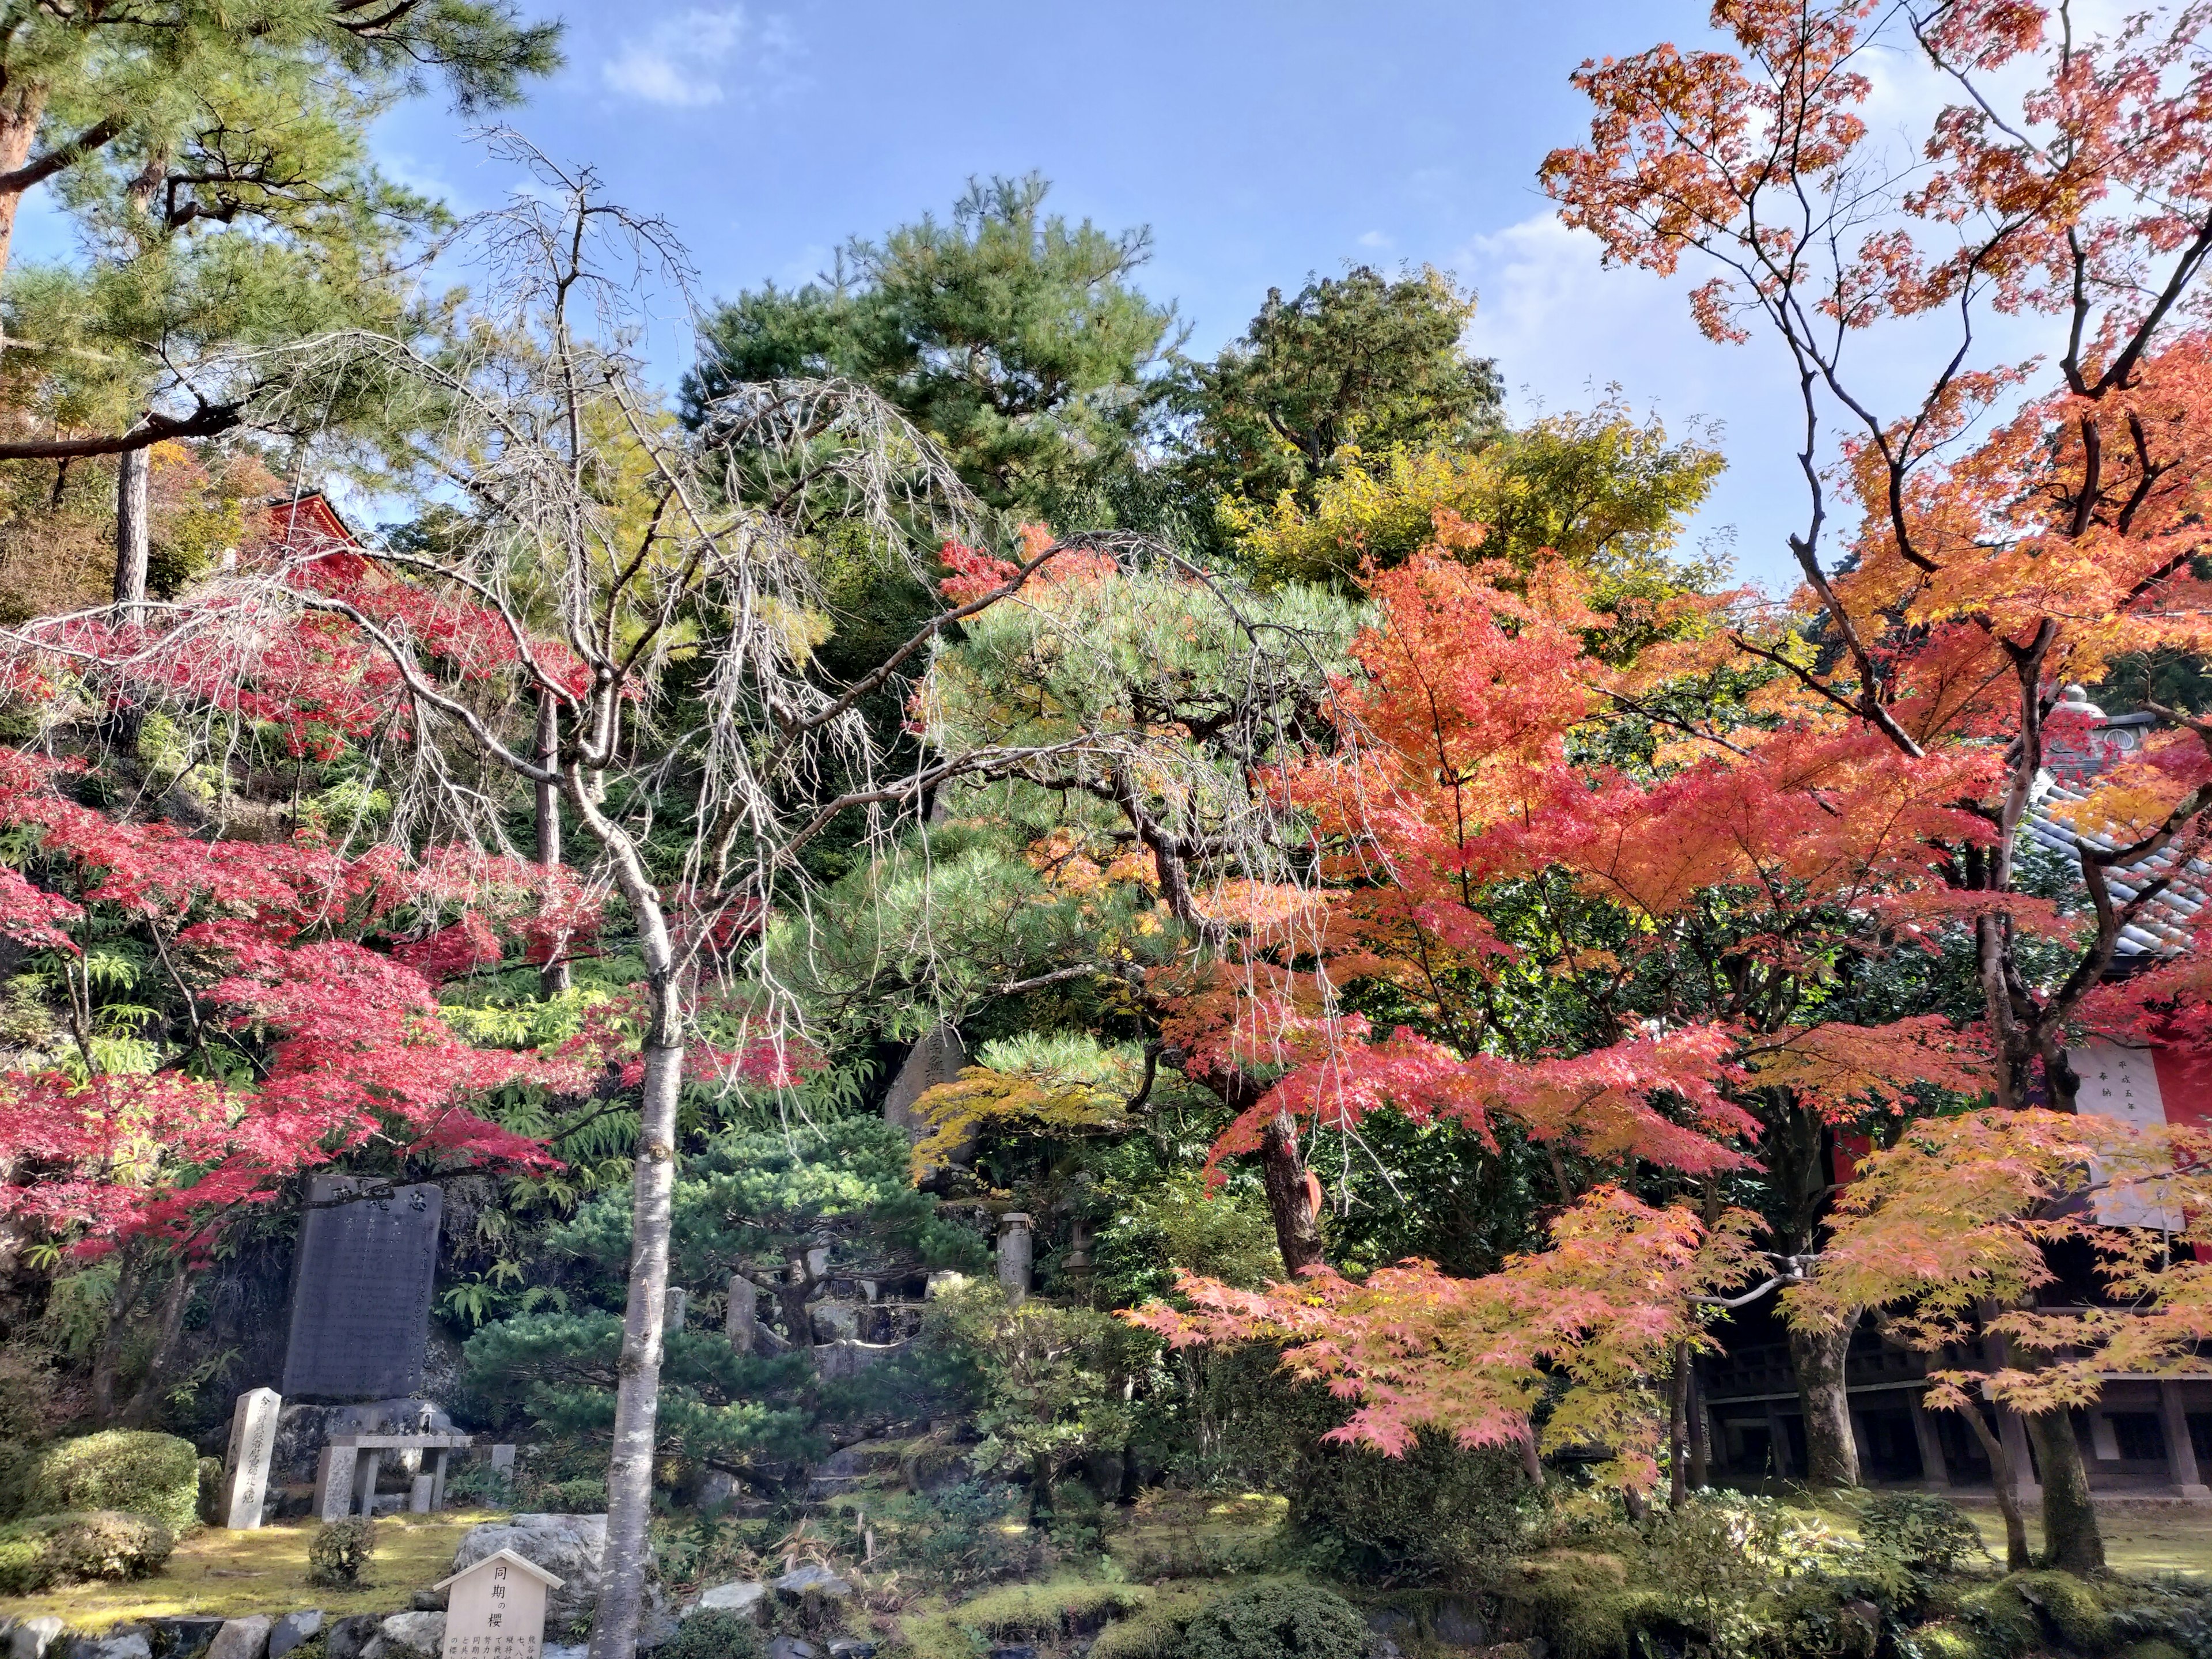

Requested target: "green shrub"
[
  {"left": 540, "top": 1476, "right": 607, "bottom": 1514},
  {"left": 0, "top": 1509, "right": 176, "bottom": 1593},
  {"left": 656, "top": 1611, "right": 761, "bottom": 1659},
  {"left": 1175, "top": 1582, "right": 1369, "bottom": 1659},
  {"left": 25, "top": 1429, "right": 199, "bottom": 1532},
  {"left": 0, "top": 1440, "right": 32, "bottom": 1521},
  {"left": 1288, "top": 1429, "right": 1530, "bottom": 1585},
  {"left": 196, "top": 1456, "right": 225, "bottom": 1525},
  {"left": 1859, "top": 1493, "right": 1986, "bottom": 1577},
  {"left": 306, "top": 1516, "right": 377, "bottom": 1588}
]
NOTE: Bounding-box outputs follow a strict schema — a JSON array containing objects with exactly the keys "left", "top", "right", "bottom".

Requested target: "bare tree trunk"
[
  {"left": 1668, "top": 1340, "right": 1691, "bottom": 1508},
  {"left": 121, "top": 1262, "right": 192, "bottom": 1426},
  {"left": 535, "top": 692, "right": 571, "bottom": 997},
  {"left": 2027, "top": 1410, "right": 2104, "bottom": 1573},
  {"left": 1258, "top": 1111, "right": 1323, "bottom": 1275},
  {"left": 115, "top": 446, "right": 150, "bottom": 608},
  {"left": 1687, "top": 1358, "right": 1710, "bottom": 1490},
  {"left": 0, "top": 90, "right": 49, "bottom": 302},
  {"left": 90, "top": 1246, "right": 146, "bottom": 1422},
  {"left": 584, "top": 800, "right": 685, "bottom": 1659},
  {"left": 1956, "top": 1403, "right": 2032, "bottom": 1570},
  {"left": 1787, "top": 1315, "right": 1861, "bottom": 1488}
]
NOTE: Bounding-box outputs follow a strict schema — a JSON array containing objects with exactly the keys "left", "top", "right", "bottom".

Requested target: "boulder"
[
  {"left": 266, "top": 1613, "right": 322, "bottom": 1659},
  {"left": 824, "top": 1643, "right": 875, "bottom": 1659},
  {"left": 89, "top": 1633, "right": 150, "bottom": 1659},
  {"left": 450, "top": 1514, "right": 609, "bottom": 1633},
  {"left": 320, "top": 1616, "right": 384, "bottom": 1659},
  {"left": 9, "top": 1620, "right": 66, "bottom": 1659},
  {"left": 1433, "top": 1600, "right": 1488, "bottom": 1647},
  {"left": 772, "top": 1563, "right": 853, "bottom": 1601},
  {"left": 685, "top": 1582, "right": 766, "bottom": 1623},
  {"left": 764, "top": 1642, "right": 816, "bottom": 1659},
  {"left": 203, "top": 1619, "right": 270, "bottom": 1659},
  {"left": 809, "top": 1302, "right": 861, "bottom": 1344},
  {"left": 357, "top": 1613, "right": 442, "bottom": 1659},
  {"left": 146, "top": 1621, "right": 226, "bottom": 1659}
]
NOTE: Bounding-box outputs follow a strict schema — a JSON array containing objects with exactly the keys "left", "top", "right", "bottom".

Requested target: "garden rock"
[
  {"left": 687, "top": 1582, "right": 766, "bottom": 1623},
  {"left": 772, "top": 1563, "right": 852, "bottom": 1601},
  {"left": 452, "top": 1514, "right": 608, "bottom": 1631},
  {"left": 987, "top": 1649, "right": 1036, "bottom": 1659},
  {"left": 266, "top": 1615, "right": 321, "bottom": 1659},
  {"left": 825, "top": 1643, "right": 875, "bottom": 1659},
  {"left": 1433, "top": 1601, "right": 1488, "bottom": 1647},
  {"left": 203, "top": 1619, "right": 270, "bottom": 1659},
  {"left": 89, "top": 1631, "right": 150, "bottom": 1659},
  {"left": 320, "top": 1616, "right": 384, "bottom": 1659},
  {"left": 9, "top": 1619, "right": 66, "bottom": 1659},
  {"left": 358, "top": 1613, "right": 443, "bottom": 1659},
  {"left": 764, "top": 1642, "right": 816, "bottom": 1659},
  {"left": 146, "top": 1619, "right": 224, "bottom": 1659}
]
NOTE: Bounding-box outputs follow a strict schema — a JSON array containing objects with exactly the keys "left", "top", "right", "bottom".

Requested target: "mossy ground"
[
  {"left": 0, "top": 1510, "right": 505, "bottom": 1624},
  {"left": 1806, "top": 1494, "right": 2212, "bottom": 1581}
]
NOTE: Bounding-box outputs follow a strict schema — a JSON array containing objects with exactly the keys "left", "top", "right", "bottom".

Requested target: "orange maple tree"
[{"left": 1139, "top": 2, "right": 2212, "bottom": 1551}]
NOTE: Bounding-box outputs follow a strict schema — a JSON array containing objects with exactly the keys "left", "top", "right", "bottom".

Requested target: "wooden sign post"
[{"left": 433, "top": 1548, "right": 563, "bottom": 1659}]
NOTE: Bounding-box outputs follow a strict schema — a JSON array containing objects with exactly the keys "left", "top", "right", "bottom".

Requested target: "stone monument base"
[{"left": 272, "top": 1398, "right": 454, "bottom": 1487}]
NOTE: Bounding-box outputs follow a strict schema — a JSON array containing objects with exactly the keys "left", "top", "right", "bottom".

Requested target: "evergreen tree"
[{"left": 683, "top": 173, "right": 1180, "bottom": 523}]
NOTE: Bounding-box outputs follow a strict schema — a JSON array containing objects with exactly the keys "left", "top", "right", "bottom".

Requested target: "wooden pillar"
[
  {"left": 1764, "top": 1401, "right": 1793, "bottom": 1479},
  {"left": 2159, "top": 1382, "right": 2209, "bottom": 1501},
  {"left": 1908, "top": 1391, "right": 1952, "bottom": 1487}
]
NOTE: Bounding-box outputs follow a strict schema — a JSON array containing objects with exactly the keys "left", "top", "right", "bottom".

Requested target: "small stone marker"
[
  {"left": 996, "top": 1213, "right": 1032, "bottom": 1304},
  {"left": 434, "top": 1547, "right": 562, "bottom": 1659},
  {"left": 221, "top": 1387, "right": 283, "bottom": 1528},
  {"left": 664, "top": 1286, "right": 687, "bottom": 1329},
  {"left": 726, "top": 1276, "right": 756, "bottom": 1355},
  {"left": 489, "top": 1443, "right": 516, "bottom": 1475}
]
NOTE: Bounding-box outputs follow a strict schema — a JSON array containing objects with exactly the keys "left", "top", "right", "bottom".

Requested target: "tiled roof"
[{"left": 2025, "top": 700, "right": 2207, "bottom": 959}]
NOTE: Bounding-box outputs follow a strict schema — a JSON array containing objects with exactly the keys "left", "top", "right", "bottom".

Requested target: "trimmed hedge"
[
  {"left": 24, "top": 1430, "right": 200, "bottom": 1533},
  {"left": 0, "top": 1509, "right": 176, "bottom": 1594}
]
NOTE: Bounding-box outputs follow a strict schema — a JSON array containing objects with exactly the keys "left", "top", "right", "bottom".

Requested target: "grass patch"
[{"left": 0, "top": 1510, "right": 503, "bottom": 1625}]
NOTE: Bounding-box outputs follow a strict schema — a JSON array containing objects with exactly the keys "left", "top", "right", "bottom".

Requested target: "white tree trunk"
[{"left": 114, "top": 447, "right": 150, "bottom": 608}]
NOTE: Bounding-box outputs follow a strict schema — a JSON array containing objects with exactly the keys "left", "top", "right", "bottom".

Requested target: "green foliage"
[
  {"left": 1171, "top": 1581, "right": 1370, "bottom": 1659},
  {"left": 655, "top": 1611, "right": 761, "bottom": 1659},
  {"left": 896, "top": 1479, "right": 1042, "bottom": 1587},
  {"left": 25, "top": 1429, "right": 199, "bottom": 1533},
  {"left": 1178, "top": 264, "right": 1500, "bottom": 516},
  {"left": 305, "top": 1516, "right": 377, "bottom": 1588},
  {"left": 0, "top": 1442, "right": 32, "bottom": 1522},
  {"left": 0, "top": 1509, "right": 176, "bottom": 1593},
  {"left": 195, "top": 1456, "right": 224, "bottom": 1526},
  {"left": 1092, "top": 1175, "right": 1281, "bottom": 1309},
  {"left": 1287, "top": 1431, "right": 1529, "bottom": 1586},
  {"left": 921, "top": 1279, "right": 1152, "bottom": 1509},
  {"left": 1857, "top": 1493, "right": 1987, "bottom": 1578},
  {"left": 686, "top": 172, "right": 1177, "bottom": 518}
]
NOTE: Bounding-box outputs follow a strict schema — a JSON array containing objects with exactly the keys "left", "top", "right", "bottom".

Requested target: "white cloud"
[
  {"left": 603, "top": 6, "right": 798, "bottom": 109},
  {"left": 1357, "top": 229, "right": 1393, "bottom": 251}
]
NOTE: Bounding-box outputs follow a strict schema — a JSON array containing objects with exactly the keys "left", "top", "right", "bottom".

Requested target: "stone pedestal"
[
  {"left": 997, "top": 1214, "right": 1032, "bottom": 1304},
  {"left": 664, "top": 1287, "right": 687, "bottom": 1331},
  {"left": 220, "top": 1387, "right": 283, "bottom": 1528}
]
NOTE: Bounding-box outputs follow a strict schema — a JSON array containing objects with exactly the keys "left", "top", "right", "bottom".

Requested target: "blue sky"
[{"left": 38, "top": 2, "right": 1827, "bottom": 590}]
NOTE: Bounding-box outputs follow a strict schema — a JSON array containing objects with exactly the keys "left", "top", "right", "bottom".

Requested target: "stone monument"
[
  {"left": 219, "top": 1387, "right": 282, "bottom": 1528},
  {"left": 997, "top": 1213, "right": 1032, "bottom": 1304},
  {"left": 282, "top": 1176, "right": 444, "bottom": 1399},
  {"left": 434, "top": 1548, "right": 561, "bottom": 1659}
]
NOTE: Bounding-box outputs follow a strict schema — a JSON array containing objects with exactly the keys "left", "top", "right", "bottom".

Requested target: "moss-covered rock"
[
  {"left": 0, "top": 1508, "right": 176, "bottom": 1593},
  {"left": 24, "top": 1430, "right": 199, "bottom": 1533},
  {"left": 1908, "top": 1620, "right": 1998, "bottom": 1659},
  {"left": 2113, "top": 1641, "right": 2187, "bottom": 1659},
  {"left": 950, "top": 1580, "right": 1152, "bottom": 1641}
]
